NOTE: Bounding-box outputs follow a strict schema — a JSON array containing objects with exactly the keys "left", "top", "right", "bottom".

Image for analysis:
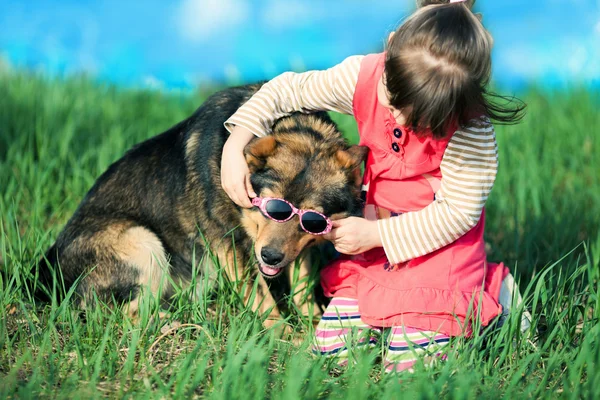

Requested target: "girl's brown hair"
[{"left": 385, "top": 0, "right": 525, "bottom": 138}]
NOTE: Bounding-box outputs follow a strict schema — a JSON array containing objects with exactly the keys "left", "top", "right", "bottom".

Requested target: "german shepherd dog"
[{"left": 38, "top": 84, "right": 367, "bottom": 327}]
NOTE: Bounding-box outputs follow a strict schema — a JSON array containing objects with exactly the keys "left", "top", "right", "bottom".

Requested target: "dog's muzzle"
[
  {"left": 257, "top": 247, "right": 285, "bottom": 278},
  {"left": 257, "top": 262, "right": 284, "bottom": 278}
]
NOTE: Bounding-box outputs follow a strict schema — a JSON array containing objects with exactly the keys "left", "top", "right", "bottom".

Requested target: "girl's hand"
[
  {"left": 221, "top": 126, "right": 257, "bottom": 208},
  {"left": 323, "top": 217, "right": 382, "bottom": 255}
]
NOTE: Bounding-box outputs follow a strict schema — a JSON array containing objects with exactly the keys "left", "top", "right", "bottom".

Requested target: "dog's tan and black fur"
[{"left": 38, "top": 84, "right": 367, "bottom": 325}]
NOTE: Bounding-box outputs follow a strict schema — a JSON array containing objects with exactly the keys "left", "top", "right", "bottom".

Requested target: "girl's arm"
[
  {"left": 221, "top": 55, "right": 363, "bottom": 207},
  {"left": 224, "top": 55, "right": 363, "bottom": 137},
  {"left": 377, "top": 118, "right": 498, "bottom": 265}
]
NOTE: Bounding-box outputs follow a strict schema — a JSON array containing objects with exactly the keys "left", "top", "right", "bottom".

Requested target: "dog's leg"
[
  {"left": 253, "top": 276, "right": 284, "bottom": 330},
  {"left": 111, "top": 226, "right": 169, "bottom": 318},
  {"left": 66, "top": 224, "right": 169, "bottom": 322},
  {"left": 289, "top": 254, "right": 322, "bottom": 326},
  {"left": 217, "top": 248, "right": 283, "bottom": 329}
]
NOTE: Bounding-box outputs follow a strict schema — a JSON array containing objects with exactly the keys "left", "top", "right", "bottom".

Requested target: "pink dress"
[{"left": 320, "top": 53, "right": 508, "bottom": 337}]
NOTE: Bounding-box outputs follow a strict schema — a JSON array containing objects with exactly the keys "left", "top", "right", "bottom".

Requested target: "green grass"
[{"left": 1, "top": 69, "right": 599, "bottom": 399}]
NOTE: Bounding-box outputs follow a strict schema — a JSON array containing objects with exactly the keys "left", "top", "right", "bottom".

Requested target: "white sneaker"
[{"left": 497, "top": 272, "right": 532, "bottom": 335}]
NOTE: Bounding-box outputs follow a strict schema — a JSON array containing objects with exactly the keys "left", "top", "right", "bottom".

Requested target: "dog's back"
[
  {"left": 38, "top": 84, "right": 366, "bottom": 323},
  {"left": 37, "top": 85, "right": 264, "bottom": 308}
]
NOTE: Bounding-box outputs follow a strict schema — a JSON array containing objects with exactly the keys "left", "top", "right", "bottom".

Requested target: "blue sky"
[{"left": 0, "top": 0, "right": 598, "bottom": 90}]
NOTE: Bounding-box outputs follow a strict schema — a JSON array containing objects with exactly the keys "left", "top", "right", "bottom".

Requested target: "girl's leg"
[
  {"left": 384, "top": 326, "right": 450, "bottom": 373},
  {"left": 313, "top": 297, "right": 378, "bottom": 366}
]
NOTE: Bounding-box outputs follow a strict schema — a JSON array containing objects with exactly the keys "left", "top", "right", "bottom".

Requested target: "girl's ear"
[
  {"left": 387, "top": 31, "right": 395, "bottom": 45},
  {"left": 244, "top": 136, "right": 277, "bottom": 170}
]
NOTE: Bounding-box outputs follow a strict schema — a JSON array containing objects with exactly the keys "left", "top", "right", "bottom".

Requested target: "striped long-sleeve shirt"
[{"left": 224, "top": 55, "right": 498, "bottom": 265}]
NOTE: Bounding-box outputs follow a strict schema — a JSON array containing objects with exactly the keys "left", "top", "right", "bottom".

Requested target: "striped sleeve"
[
  {"left": 224, "top": 55, "right": 363, "bottom": 137},
  {"left": 377, "top": 118, "right": 498, "bottom": 265}
]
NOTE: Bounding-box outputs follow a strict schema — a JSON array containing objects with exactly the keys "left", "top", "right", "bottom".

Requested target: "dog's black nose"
[{"left": 261, "top": 247, "right": 284, "bottom": 266}]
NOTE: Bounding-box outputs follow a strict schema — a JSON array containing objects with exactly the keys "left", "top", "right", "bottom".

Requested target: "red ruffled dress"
[{"left": 320, "top": 53, "right": 508, "bottom": 337}]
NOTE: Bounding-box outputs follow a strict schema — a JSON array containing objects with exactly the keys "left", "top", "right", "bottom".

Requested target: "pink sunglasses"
[{"left": 251, "top": 197, "right": 333, "bottom": 235}]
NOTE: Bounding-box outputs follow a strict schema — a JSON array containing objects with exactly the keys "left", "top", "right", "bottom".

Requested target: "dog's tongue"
[{"left": 260, "top": 263, "right": 280, "bottom": 276}]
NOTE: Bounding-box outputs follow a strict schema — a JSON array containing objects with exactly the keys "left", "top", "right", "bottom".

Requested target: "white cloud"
[
  {"left": 0, "top": 53, "right": 12, "bottom": 73},
  {"left": 497, "top": 37, "right": 600, "bottom": 83},
  {"left": 224, "top": 64, "right": 241, "bottom": 83},
  {"left": 567, "top": 45, "right": 588, "bottom": 75},
  {"left": 262, "top": 0, "right": 322, "bottom": 29},
  {"left": 143, "top": 75, "right": 164, "bottom": 89},
  {"left": 176, "top": 0, "right": 249, "bottom": 42}
]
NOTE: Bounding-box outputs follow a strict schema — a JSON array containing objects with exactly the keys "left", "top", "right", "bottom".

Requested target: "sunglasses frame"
[{"left": 251, "top": 196, "right": 333, "bottom": 235}]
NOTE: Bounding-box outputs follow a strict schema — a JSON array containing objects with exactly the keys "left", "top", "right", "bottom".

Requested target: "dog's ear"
[
  {"left": 335, "top": 145, "right": 368, "bottom": 170},
  {"left": 336, "top": 145, "right": 368, "bottom": 187},
  {"left": 244, "top": 136, "right": 278, "bottom": 170}
]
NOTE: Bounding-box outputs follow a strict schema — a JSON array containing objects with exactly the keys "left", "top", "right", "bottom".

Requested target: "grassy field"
[{"left": 0, "top": 69, "right": 599, "bottom": 399}]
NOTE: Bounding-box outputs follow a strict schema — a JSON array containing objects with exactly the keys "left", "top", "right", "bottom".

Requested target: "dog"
[{"left": 37, "top": 84, "right": 367, "bottom": 327}]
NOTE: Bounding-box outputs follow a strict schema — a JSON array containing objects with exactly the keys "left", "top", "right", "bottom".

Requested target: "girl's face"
[{"left": 377, "top": 76, "right": 411, "bottom": 126}]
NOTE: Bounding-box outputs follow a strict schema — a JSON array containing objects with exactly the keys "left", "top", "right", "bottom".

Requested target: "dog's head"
[{"left": 240, "top": 114, "right": 368, "bottom": 278}]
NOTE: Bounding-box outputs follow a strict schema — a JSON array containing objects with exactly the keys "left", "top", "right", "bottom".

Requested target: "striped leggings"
[{"left": 313, "top": 298, "right": 450, "bottom": 373}]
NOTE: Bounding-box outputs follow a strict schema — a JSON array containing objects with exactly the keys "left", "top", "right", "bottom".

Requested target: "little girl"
[{"left": 221, "top": 0, "right": 528, "bottom": 372}]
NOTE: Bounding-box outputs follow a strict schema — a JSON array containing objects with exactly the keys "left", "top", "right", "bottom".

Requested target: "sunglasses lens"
[
  {"left": 265, "top": 199, "right": 293, "bottom": 221},
  {"left": 301, "top": 212, "right": 328, "bottom": 234}
]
